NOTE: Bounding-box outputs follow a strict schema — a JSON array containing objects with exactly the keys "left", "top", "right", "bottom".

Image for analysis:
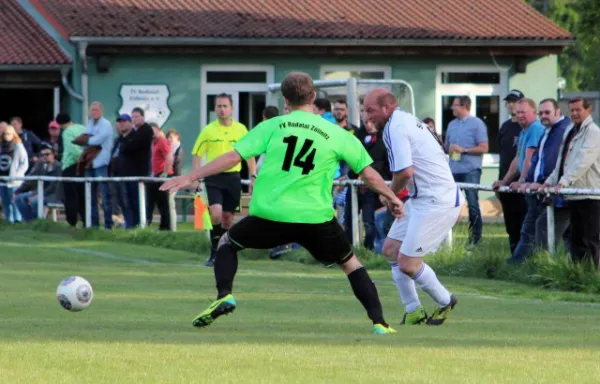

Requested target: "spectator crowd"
[
  {"left": 0, "top": 103, "right": 183, "bottom": 230},
  {"left": 0, "top": 90, "right": 598, "bottom": 269}
]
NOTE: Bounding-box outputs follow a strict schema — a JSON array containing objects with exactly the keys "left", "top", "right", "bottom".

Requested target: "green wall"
[
  {"left": 83, "top": 52, "right": 555, "bottom": 176},
  {"left": 509, "top": 55, "right": 558, "bottom": 104}
]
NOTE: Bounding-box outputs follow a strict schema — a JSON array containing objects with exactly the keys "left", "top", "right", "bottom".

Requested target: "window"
[
  {"left": 441, "top": 72, "right": 500, "bottom": 84},
  {"left": 318, "top": 66, "right": 392, "bottom": 101},
  {"left": 206, "top": 71, "right": 267, "bottom": 83},
  {"left": 436, "top": 67, "right": 508, "bottom": 164}
]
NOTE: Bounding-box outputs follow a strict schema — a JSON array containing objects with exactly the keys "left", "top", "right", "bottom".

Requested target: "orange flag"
[{"left": 194, "top": 193, "right": 213, "bottom": 230}]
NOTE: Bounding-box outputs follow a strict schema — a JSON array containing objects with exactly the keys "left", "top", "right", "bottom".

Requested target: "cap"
[
  {"left": 48, "top": 121, "right": 60, "bottom": 129},
  {"left": 55, "top": 112, "right": 71, "bottom": 125},
  {"left": 503, "top": 89, "right": 524, "bottom": 101},
  {"left": 116, "top": 113, "right": 132, "bottom": 122}
]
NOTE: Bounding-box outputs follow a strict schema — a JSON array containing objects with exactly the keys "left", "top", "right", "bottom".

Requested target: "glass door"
[{"left": 438, "top": 85, "right": 505, "bottom": 166}]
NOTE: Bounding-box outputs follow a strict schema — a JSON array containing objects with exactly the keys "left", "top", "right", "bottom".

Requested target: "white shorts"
[{"left": 387, "top": 197, "right": 463, "bottom": 257}]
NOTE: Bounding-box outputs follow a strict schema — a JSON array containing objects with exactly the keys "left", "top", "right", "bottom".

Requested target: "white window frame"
[
  {"left": 319, "top": 65, "right": 392, "bottom": 79},
  {"left": 319, "top": 65, "right": 392, "bottom": 96},
  {"left": 435, "top": 65, "right": 509, "bottom": 166},
  {"left": 200, "top": 64, "right": 274, "bottom": 129}
]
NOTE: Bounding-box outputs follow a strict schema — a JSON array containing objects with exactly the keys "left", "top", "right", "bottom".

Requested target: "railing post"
[
  {"left": 36, "top": 179, "right": 45, "bottom": 219},
  {"left": 138, "top": 181, "right": 146, "bottom": 229},
  {"left": 445, "top": 228, "right": 453, "bottom": 249},
  {"left": 350, "top": 183, "right": 360, "bottom": 248},
  {"left": 546, "top": 204, "right": 556, "bottom": 255},
  {"left": 346, "top": 77, "right": 360, "bottom": 128},
  {"left": 84, "top": 181, "right": 92, "bottom": 228},
  {"left": 169, "top": 192, "right": 177, "bottom": 231}
]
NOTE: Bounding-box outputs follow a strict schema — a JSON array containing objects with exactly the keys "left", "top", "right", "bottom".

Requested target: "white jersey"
[{"left": 383, "top": 108, "right": 459, "bottom": 207}]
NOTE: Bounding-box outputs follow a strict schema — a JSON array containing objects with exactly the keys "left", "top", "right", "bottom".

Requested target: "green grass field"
[{"left": 1, "top": 228, "right": 600, "bottom": 383}]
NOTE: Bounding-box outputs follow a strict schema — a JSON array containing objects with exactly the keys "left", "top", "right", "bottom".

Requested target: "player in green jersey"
[{"left": 161, "top": 72, "right": 404, "bottom": 335}]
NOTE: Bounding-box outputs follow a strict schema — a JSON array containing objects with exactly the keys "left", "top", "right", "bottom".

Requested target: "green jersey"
[{"left": 234, "top": 110, "right": 373, "bottom": 224}]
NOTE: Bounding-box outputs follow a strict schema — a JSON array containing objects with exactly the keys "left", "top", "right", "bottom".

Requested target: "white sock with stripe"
[
  {"left": 389, "top": 261, "right": 421, "bottom": 313},
  {"left": 413, "top": 262, "right": 451, "bottom": 308}
]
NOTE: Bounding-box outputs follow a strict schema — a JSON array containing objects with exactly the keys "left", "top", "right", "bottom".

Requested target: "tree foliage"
[{"left": 527, "top": 0, "right": 600, "bottom": 91}]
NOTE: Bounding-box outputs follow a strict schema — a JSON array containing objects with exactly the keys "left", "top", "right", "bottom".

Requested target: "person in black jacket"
[
  {"left": 117, "top": 108, "right": 154, "bottom": 228},
  {"left": 343, "top": 120, "right": 391, "bottom": 249}
]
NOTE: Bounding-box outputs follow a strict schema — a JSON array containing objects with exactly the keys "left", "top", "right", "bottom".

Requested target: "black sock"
[
  {"left": 214, "top": 243, "right": 238, "bottom": 299},
  {"left": 347, "top": 267, "right": 387, "bottom": 326},
  {"left": 210, "top": 224, "right": 224, "bottom": 254}
]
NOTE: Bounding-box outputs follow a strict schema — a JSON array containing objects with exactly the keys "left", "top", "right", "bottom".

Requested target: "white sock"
[
  {"left": 413, "top": 263, "right": 451, "bottom": 308},
  {"left": 390, "top": 261, "right": 421, "bottom": 313}
]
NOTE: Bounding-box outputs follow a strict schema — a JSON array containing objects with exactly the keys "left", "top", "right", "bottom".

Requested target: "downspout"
[
  {"left": 60, "top": 67, "right": 84, "bottom": 102},
  {"left": 78, "top": 41, "right": 89, "bottom": 123}
]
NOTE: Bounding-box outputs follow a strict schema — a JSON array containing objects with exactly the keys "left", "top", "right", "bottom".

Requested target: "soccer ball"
[{"left": 56, "top": 276, "right": 94, "bottom": 312}]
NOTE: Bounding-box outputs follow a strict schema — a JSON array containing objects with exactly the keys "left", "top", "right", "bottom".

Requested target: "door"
[
  {"left": 439, "top": 91, "right": 502, "bottom": 153},
  {"left": 200, "top": 65, "right": 274, "bottom": 129},
  {"left": 203, "top": 89, "right": 240, "bottom": 129},
  {"left": 436, "top": 67, "right": 508, "bottom": 165}
]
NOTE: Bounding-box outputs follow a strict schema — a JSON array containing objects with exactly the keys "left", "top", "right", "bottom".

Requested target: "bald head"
[{"left": 363, "top": 88, "right": 399, "bottom": 131}]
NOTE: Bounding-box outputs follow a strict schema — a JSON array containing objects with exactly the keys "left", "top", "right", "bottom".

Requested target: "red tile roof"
[
  {"left": 0, "top": 0, "right": 70, "bottom": 65},
  {"left": 36, "top": 0, "right": 571, "bottom": 42}
]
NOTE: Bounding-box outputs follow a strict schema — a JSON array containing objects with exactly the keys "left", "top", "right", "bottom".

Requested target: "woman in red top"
[{"left": 147, "top": 123, "right": 174, "bottom": 230}]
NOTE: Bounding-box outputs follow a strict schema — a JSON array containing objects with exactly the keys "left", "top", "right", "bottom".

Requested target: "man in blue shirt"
[
  {"left": 74, "top": 102, "right": 114, "bottom": 229},
  {"left": 493, "top": 98, "right": 545, "bottom": 192},
  {"left": 507, "top": 99, "right": 571, "bottom": 263},
  {"left": 445, "top": 96, "right": 489, "bottom": 245}
]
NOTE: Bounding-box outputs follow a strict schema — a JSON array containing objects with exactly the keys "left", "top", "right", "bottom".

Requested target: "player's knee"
[
  {"left": 398, "top": 254, "right": 421, "bottom": 276},
  {"left": 221, "top": 213, "right": 234, "bottom": 228},
  {"left": 216, "top": 232, "right": 242, "bottom": 252},
  {"left": 382, "top": 239, "right": 399, "bottom": 261}
]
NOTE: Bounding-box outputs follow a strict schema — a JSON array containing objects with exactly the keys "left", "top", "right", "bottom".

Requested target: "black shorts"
[
  {"left": 205, "top": 172, "right": 242, "bottom": 213},
  {"left": 227, "top": 216, "right": 353, "bottom": 265}
]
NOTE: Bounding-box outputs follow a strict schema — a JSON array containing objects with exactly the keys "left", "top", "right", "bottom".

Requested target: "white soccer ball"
[{"left": 56, "top": 276, "right": 94, "bottom": 312}]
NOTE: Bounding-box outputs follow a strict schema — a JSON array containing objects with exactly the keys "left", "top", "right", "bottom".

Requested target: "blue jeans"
[
  {"left": 510, "top": 195, "right": 541, "bottom": 263},
  {"left": 0, "top": 185, "right": 22, "bottom": 223},
  {"left": 374, "top": 209, "right": 395, "bottom": 254},
  {"left": 85, "top": 166, "right": 113, "bottom": 229},
  {"left": 15, "top": 191, "right": 38, "bottom": 222},
  {"left": 453, "top": 169, "right": 482, "bottom": 244},
  {"left": 119, "top": 181, "right": 140, "bottom": 229}
]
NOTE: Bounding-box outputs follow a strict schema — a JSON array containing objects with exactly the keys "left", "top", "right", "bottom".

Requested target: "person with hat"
[
  {"left": 495, "top": 89, "right": 528, "bottom": 253},
  {"left": 114, "top": 110, "right": 153, "bottom": 228},
  {"left": 56, "top": 112, "right": 86, "bottom": 227}
]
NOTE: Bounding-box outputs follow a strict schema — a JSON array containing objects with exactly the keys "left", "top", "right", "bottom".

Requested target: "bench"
[{"left": 46, "top": 202, "right": 65, "bottom": 222}]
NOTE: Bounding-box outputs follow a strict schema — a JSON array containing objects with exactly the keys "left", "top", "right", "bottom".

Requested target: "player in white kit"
[{"left": 364, "top": 89, "right": 464, "bottom": 325}]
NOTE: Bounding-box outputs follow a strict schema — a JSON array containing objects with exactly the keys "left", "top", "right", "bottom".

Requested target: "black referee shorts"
[
  {"left": 205, "top": 172, "right": 242, "bottom": 213},
  {"left": 227, "top": 216, "right": 353, "bottom": 265}
]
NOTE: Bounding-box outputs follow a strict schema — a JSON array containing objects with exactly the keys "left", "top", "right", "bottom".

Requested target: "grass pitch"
[{"left": 1, "top": 229, "right": 599, "bottom": 383}]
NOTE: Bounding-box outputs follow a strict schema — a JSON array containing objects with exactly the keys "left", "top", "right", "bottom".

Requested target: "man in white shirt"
[{"left": 364, "top": 88, "right": 464, "bottom": 326}]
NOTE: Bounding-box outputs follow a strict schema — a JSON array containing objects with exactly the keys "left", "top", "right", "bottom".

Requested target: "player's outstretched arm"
[
  {"left": 359, "top": 166, "right": 404, "bottom": 218},
  {"left": 160, "top": 151, "right": 242, "bottom": 192}
]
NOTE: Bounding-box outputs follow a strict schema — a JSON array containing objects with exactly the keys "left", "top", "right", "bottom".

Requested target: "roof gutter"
[
  {"left": 60, "top": 67, "right": 83, "bottom": 102},
  {"left": 70, "top": 36, "right": 574, "bottom": 47},
  {"left": 0, "top": 64, "right": 71, "bottom": 71}
]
